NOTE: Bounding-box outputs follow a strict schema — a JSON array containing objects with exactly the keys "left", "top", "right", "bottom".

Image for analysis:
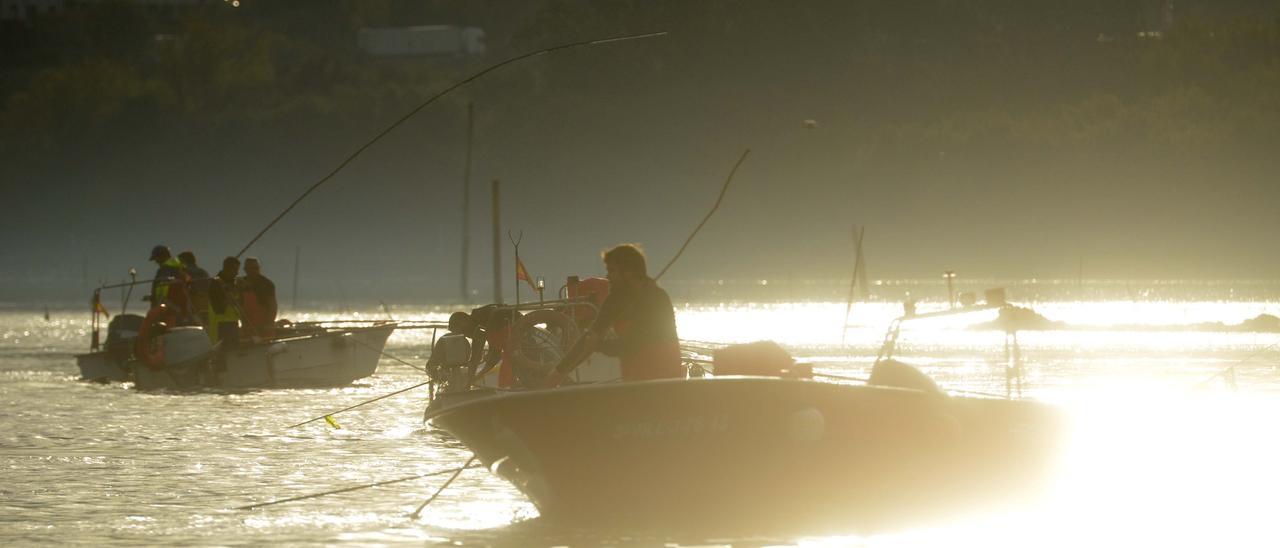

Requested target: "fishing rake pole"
[
  {"left": 236, "top": 30, "right": 669, "bottom": 259},
  {"left": 235, "top": 462, "right": 485, "bottom": 510},
  {"left": 346, "top": 335, "right": 428, "bottom": 373},
  {"left": 287, "top": 380, "right": 432, "bottom": 429},
  {"left": 654, "top": 149, "right": 750, "bottom": 280},
  {"left": 409, "top": 455, "right": 478, "bottom": 519}
]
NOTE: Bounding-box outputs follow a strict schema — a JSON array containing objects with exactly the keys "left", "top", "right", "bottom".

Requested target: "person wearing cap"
[
  {"left": 238, "top": 257, "right": 278, "bottom": 340},
  {"left": 148, "top": 245, "right": 191, "bottom": 319},
  {"left": 178, "top": 251, "right": 211, "bottom": 327},
  {"left": 206, "top": 256, "right": 242, "bottom": 347}
]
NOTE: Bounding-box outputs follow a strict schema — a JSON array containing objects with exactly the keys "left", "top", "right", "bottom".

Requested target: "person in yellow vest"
[
  {"left": 148, "top": 245, "right": 192, "bottom": 321},
  {"left": 207, "top": 256, "right": 242, "bottom": 348}
]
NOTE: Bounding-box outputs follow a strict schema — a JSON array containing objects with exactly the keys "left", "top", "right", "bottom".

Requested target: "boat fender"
[
  {"left": 266, "top": 342, "right": 288, "bottom": 356},
  {"left": 506, "top": 309, "right": 579, "bottom": 386},
  {"left": 134, "top": 305, "right": 177, "bottom": 370}
]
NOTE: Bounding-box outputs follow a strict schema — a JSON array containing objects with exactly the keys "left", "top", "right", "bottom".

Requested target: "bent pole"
[
  {"left": 236, "top": 463, "right": 484, "bottom": 510},
  {"left": 654, "top": 148, "right": 751, "bottom": 281},
  {"left": 409, "top": 455, "right": 478, "bottom": 519},
  {"left": 236, "top": 31, "right": 669, "bottom": 259},
  {"left": 287, "top": 380, "right": 432, "bottom": 429}
]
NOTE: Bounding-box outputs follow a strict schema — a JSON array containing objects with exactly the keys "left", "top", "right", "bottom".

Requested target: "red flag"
[
  {"left": 515, "top": 257, "right": 537, "bottom": 291},
  {"left": 93, "top": 294, "right": 110, "bottom": 318}
]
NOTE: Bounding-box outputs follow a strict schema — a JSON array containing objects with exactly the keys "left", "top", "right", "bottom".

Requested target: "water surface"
[{"left": 3, "top": 294, "right": 1279, "bottom": 546}]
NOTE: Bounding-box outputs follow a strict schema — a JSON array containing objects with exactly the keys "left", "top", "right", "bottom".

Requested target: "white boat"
[
  {"left": 77, "top": 280, "right": 397, "bottom": 390},
  {"left": 129, "top": 322, "right": 397, "bottom": 391},
  {"left": 423, "top": 299, "right": 1063, "bottom": 534}
]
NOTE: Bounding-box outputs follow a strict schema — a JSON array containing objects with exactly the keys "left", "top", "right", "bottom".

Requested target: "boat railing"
[{"left": 875, "top": 303, "right": 1026, "bottom": 398}]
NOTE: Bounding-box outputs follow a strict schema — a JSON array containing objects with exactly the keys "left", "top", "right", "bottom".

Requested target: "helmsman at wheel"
[{"left": 546, "top": 244, "right": 683, "bottom": 387}]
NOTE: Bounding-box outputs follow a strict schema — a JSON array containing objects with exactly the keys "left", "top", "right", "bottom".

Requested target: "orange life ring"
[{"left": 134, "top": 305, "right": 176, "bottom": 370}]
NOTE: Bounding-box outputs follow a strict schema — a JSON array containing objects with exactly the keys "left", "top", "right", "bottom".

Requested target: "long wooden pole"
[
  {"left": 286, "top": 380, "right": 432, "bottom": 429},
  {"left": 461, "top": 102, "right": 473, "bottom": 303},
  {"left": 654, "top": 149, "right": 750, "bottom": 280},
  {"left": 291, "top": 246, "right": 300, "bottom": 311},
  {"left": 236, "top": 463, "right": 484, "bottom": 510},
  {"left": 491, "top": 179, "right": 502, "bottom": 304},
  {"left": 841, "top": 225, "right": 865, "bottom": 345}
]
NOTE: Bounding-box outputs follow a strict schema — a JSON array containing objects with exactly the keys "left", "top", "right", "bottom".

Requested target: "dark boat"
[{"left": 428, "top": 373, "right": 1065, "bottom": 534}]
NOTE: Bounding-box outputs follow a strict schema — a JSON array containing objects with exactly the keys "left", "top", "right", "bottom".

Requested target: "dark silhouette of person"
[{"left": 546, "top": 244, "right": 682, "bottom": 386}]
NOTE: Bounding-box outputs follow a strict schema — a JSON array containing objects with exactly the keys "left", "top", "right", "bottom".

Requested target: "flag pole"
[{"left": 508, "top": 230, "right": 524, "bottom": 305}]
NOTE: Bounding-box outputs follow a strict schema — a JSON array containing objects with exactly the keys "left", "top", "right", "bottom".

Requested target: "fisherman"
[
  {"left": 469, "top": 305, "right": 519, "bottom": 387},
  {"left": 147, "top": 245, "right": 191, "bottom": 321},
  {"left": 545, "top": 244, "right": 683, "bottom": 386},
  {"left": 426, "top": 312, "right": 482, "bottom": 391},
  {"left": 238, "top": 257, "right": 278, "bottom": 340},
  {"left": 178, "top": 251, "right": 211, "bottom": 327},
  {"left": 207, "top": 256, "right": 242, "bottom": 348}
]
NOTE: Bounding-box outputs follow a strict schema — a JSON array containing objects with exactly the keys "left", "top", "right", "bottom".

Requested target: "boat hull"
[
  {"left": 431, "top": 377, "right": 1065, "bottom": 534},
  {"left": 132, "top": 324, "right": 395, "bottom": 391},
  {"left": 74, "top": 351, "right": 131, "bottom": 383}
]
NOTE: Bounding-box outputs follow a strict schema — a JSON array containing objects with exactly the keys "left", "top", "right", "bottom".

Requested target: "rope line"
[
  {"left": 409, "top": 455, "right": 478, "bottom": 519},
  {"left": 287, "top": 380, "right": 432, "bottom": 429},
  {"left": 347, "top": 335, "right": 427, "bottom": 373},
  {"left": 236, "top": 463, "right": 485, "bottom": 510}
]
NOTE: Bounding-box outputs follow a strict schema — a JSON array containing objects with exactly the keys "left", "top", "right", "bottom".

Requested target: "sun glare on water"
[{"left": 674, "top": 300, "right": 1280, "bottom": 547}]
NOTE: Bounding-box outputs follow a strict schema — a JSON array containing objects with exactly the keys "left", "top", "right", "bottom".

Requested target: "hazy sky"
[{"left": 3, "top": 0, "right": 1278, "bottom": 304}]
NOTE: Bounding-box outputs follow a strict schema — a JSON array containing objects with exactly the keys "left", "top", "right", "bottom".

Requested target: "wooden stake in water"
[
  {"left": 292, "top": 246, "right": 300, "bottom": 311},
  {"left": 841, "top": 225, "right": 868, "bottom": 345},
  {"left": 461, "top": 102, "right": 474, "bottom": 303},
  {"left": 491, "top": 179, "right": 502, "bottom": 304}
]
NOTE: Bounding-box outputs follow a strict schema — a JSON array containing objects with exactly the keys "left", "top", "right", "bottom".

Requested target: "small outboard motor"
[
  {"left": 428, "top": 332, "right": 475, "bottom": 393},
  {"left": 104, "top": 314, "right": 145, "bottom": 360}
]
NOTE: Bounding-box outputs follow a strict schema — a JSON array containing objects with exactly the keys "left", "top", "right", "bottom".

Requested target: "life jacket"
[
  {"left": 491, "top": 325, "right": 515, "bottom": 388},
  {"left": 153, "top": 258, "right": 191, "bottom": 319},
  {"left": 239, "top": 277, "right": 276, "bottom": 338},
  {"left": 206, "top": 277, "right": 241, "bottom": 343},
  {"left": 609, "top": 282, "right": 682, "bottom": 382},
  {"left": 568, "top": 276, "right": 610, "bottom": 326},
  {"left": 186, "top": 266, "right": 211, "bottom": 321},
  {"left": 619, "top": 340, "right": 683, "bottom": 381}
]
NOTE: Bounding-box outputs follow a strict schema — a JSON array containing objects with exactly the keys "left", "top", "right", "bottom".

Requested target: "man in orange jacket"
[{"left": 239, "top": 257, "right": 278, "bottom": 340}]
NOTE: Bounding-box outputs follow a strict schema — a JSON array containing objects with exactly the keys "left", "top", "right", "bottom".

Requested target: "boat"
[
  {"left": 75, "top": 313, "right": 142, "bottom": 382},
  {"left": 428, "top": 374, "right": 1062, "bottom": 533},
  {"left": 424, "top": 297, "right": 1065, "bottom": 534},
  {"left": 76, "top": 282, "right": 397, "bottom": 390},
  {"left": 129, "top": 321, "right": 396, "bottom": 391}
]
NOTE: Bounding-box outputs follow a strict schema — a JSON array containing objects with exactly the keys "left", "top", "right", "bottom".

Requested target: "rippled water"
[{"left": 3, "top": 298, "right": 1280, "bottom": 546}]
